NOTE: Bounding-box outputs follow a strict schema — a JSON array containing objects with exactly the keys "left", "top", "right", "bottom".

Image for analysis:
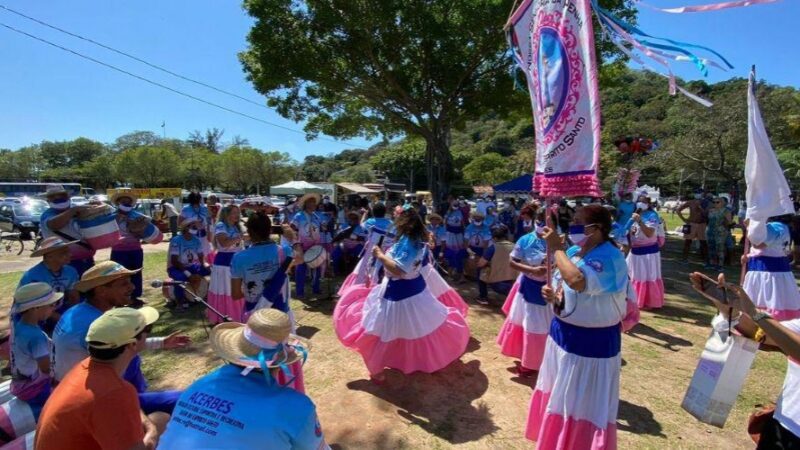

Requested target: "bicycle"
[{"left": 0, "top": 231, "right": 24, "bottom": 256}]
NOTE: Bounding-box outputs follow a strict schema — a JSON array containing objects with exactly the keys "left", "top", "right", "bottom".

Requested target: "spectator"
[
  {"left": 475, "top": 225, "right": 518, "bottom": 305},
  {"left": 157, "top": 309, "right": 328, "bottom": 449},
  {"left": 677, "top": 189, "right": 710, "bottom": 262},
  {"left": 705, "top": 196, "right": 732, "bottom": 270},
  {"left": 18, "top": 237, "right": 80, "bottom": 332},
  {"left": 37, "top": 307, "right": 169, "bottom": 450},
  {"left": 159, "top": 199, "right": 179, "bottom": 237}
]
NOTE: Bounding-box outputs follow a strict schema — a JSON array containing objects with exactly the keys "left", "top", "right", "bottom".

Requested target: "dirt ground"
[{"left": 0, "top": 237, "right": 790, "bottom": 449}]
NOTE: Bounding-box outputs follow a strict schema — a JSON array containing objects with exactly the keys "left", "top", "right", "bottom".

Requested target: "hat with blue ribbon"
[{"left": 210, "top": 309, "right": 310, "bottom": 383}]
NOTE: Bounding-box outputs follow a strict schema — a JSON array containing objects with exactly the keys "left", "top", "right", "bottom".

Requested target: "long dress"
[
  {"left": 337, "top": 217, "right": 394, "bottom": 295},
  {"left": 526, "top": 241, "right": 627, "bottom": 449},
  {"left": 743, "top": 222, "right": 800, "bottom": 320},
  {"left": 626, "top": 209, "right": 664, "bottom": 310},
  {"left": 207, "top": 221, "right": 244, "bottom": 324},
  {"left": 229, "top": 241, "right": 304, "bottom": 392},
  {"left": 496, "top": 232, "right": 552, "bottom": 371},
  {"left": 334, "top": 236, "right": 470, "bottom": 376}
]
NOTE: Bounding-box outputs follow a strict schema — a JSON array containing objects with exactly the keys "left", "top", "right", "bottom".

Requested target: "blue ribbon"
[{"left": 249, "top": 342, "right": 309, "bottom": 387}]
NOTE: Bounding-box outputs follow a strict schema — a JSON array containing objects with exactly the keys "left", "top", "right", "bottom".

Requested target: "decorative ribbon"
[{"left": 636, "top": 0, "right": 781, "bottom": 14}]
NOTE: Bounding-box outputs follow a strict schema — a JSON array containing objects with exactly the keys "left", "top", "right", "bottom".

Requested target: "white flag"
[{"left": 745, "top": 67, "right": 795, "bottom": 245}]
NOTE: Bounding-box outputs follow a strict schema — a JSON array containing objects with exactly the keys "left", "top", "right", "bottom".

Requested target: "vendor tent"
[
  {"left": 337, "top": 182, "right": 381, "bottom": 194},
  {"left": 493, "top": 174, "right": 533, "bottom": 195},
  {"left": 269, "top": 181, "right": 325, "bottom": 196}
]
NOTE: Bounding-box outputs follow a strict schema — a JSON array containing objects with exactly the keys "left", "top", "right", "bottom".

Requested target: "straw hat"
[
  {"left": 297, "top": 193, "right": 321, "bottom": 209},
  {"left": 210, "top": 308, "right": 310, "bottom": 369},
  {"left": 86, "top": 307, "right": 159, "bottom": 349},
  {"left": 110, "top": 189, "right": 138, "bottom": 205},
  {"left": 470, "top": 211, "right": 486, "bottom": 220},
  {"left": 45, "top": 184, "right": 68, "bottom": 198},
  {"left": 179, "top": 217, "right": 199, "bottom": 230},
  {"left": 31, "top": 236, "right": 78, "bottom": 258},
  {"left": 13, "top": 282, "right": 63, "bottom": 314},
  {"left": 75, "top": 261, "right": 141, "bottom": 293},
  {"left": 428, "top": 213, "right": 442, "bottom": 223}
]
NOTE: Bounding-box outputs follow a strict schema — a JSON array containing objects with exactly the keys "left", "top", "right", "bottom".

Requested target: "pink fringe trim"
[{"left": 534, "top": 174, "right": 602, "bottom": 198}]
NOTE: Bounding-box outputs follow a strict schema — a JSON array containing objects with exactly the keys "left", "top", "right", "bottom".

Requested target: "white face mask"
[
  {"left": 472, "top": 220, "right": 483, "bottom": 226},
  {"left": 188, "top": 228, "right": 199, "bottom": 235},
  {"left": 636, "top": 202, "right": 649, "bottom": 211},
  {"left": 49, "top": 199, "right": 71, "bottom": 210},
  {"left": 118, "top": 204, "right": 134, "bottom": 213},
  {"left": 568, "top": 225, "right": 594, "bottom": 247}
]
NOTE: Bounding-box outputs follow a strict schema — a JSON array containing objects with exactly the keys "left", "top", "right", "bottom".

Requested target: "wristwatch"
[{"left": 752, "top": 311, "right": 772, "bottom": 323}]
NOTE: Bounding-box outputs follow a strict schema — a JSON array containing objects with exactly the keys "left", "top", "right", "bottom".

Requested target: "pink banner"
[{"left": 508, "top": 0, "right": 602, "bottom": 197}]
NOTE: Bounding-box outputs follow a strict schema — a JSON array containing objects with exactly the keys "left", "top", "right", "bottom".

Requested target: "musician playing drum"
[
  {"left": 39, "top": 184, "right": 97, "bottom": 277},
  {"left": 331, "top": 212, "right": 367, "bottom": 276},
  {"left": 290, "top": 193, "right": 325, "bottom": 299}
]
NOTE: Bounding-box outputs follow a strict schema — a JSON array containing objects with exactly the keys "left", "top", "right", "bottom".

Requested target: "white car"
[{"left": 70, "top": 196, "right": 89, "bottom": 206}]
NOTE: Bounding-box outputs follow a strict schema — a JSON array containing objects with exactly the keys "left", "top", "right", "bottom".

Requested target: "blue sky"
[{"left": 0, "top": 0, "right": 796, "bottom": 161}]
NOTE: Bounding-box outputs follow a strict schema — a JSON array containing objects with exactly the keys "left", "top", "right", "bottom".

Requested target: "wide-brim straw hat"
[
  {"left": 428, "top": 213, "right": 442, "bottom": 222},
  {"left": 45, "top": 184, "right": 68, "bottom": 198},
  {"left": 75, "top": 260, "right": 141, "bottom": 293},
  {"left": 31, "top": 236, "right": 78, "bottom": 258},
  {"left": 110, "top": 189, "right": 139, "bottom": 205},
  {"left": 210, "top": 308, "right": 310, "bottom": 369},
  {"left": 179, "top": 217, "right": 200, "bottom": 229},
  {"left": 297, "top": 193, "right": 321, "bottom": 209}
]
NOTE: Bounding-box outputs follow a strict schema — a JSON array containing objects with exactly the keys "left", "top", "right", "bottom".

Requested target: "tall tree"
[{"left": 188, "top": 128, "right": 225, "bottom": 153}]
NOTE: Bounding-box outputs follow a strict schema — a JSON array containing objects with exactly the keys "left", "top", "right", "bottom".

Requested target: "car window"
[{"left": 0, "top": 206, "right": 11, "bottom": 217}]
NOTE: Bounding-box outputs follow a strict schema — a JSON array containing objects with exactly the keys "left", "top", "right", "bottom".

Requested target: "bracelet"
[{"left": 754, "top": 327, "right": 767, "bottom": 344}]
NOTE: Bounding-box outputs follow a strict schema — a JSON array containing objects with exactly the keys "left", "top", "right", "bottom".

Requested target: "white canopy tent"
[{"left": 269, "top": 181, "right": 326, "bottom": 196}]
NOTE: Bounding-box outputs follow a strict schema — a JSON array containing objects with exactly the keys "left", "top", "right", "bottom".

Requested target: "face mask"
[
  {"left": 568, "top": 225, "right": 592, "bottom": 246},
  {"left": 188, "top": 228, "right": 199, "bottom": 235},
  {"left": 118, "top": 204, "right": 134, "bottom": 213},
  {"left": 636, "top": 202, "right": 649, "bottom": 211},
  {"left": 694, "top": 194, "right": 703, "bottom": 200},
  {"left": 534, "top": 221, "right": 545, "bottom": 234},
  {"left": 472, "top": 220, "right": 483, "bottom": 226},
  {"left": 49, "top": 199, "right": 71, "bottom": 210}
]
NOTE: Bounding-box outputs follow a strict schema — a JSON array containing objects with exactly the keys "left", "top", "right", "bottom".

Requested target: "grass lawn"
[{"left": 0, "top": 239, "right": 790, "bottom": 449}]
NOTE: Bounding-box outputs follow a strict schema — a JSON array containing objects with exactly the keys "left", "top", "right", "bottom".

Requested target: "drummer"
[
  {"left": 331, "top": 211, "right": 368, "bottom": 276},
  {"left": 110, "top": 189, "right": 163, "bottom": 306},
  {"left": 167, "top": 218, "right": 211, "bottom": 309},
  {"left": 180, "top": 191, "right": 212, "bottom": 257},
  {"left": 39, "top": 184, "right": 97, "bottom": 277},
  {"left": 290, "top": 193, "right": 325, "bottom": 298}
]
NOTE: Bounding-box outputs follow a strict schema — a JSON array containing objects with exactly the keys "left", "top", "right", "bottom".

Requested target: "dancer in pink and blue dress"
[
  {"left": 497, "top": 205, "right": 552, "bottom": 376},
  {"left": 337, "top": 203, "right": 395, "bottom": 295},
  {"left": 528, "top": 205, "right": 627, "bottom": 449},
  {"left": 742, "top": 215, "right": 800, "bottom": 320},
  {"left": 444, "top": 201, "right": 467, "bottom": 282},
  {"left": 230, "top": 211, "right": 305, "bottom": 392},
  {"left": 334, "top": 209, "right": 469, "bottom": 383},
  {"left": 626, "top": 196, "right": 664, "bottom": 310},
  {"left": 290, "top": 193, "right": 324, "bottom": 298},
  {"left": 207, "top": 205, "right": 245, "bottom": 324}
]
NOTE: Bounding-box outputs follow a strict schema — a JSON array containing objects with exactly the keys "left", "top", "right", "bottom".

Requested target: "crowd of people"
[{"left": 6, "top": 183, "right": 800, "bottom": 448}]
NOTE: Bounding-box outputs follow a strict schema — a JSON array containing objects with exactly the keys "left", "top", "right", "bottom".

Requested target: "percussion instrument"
[
  {"left": 303, "top": 245, "right": 327, "bottom": 269},
  {"left": 162, "top": 277, "right": 209, "bottom": 302},
  {"left": 0, "top": 397, "right": 35, "bottom": 445},
  {"left": 76, "top": 205, "right": 120, "bottom": 250},
  {"left": 140, "top": 220, "right": 163, "bottom": 244},
  {"left": 3, "top": 430, "right": 35, "bottom": 449}
]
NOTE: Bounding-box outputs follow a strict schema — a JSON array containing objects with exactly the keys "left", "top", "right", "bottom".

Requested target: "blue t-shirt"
[
  {"left": 363, "top": 217, "right": 392, "bottom": 234},
  {"left": 19, "top": 262, "right": 79, "bottom": 295},
  {"left": 464, "top": 223, "right": 492, "bottom": 250},
  {"left": 617, "top": 201, "right": 635, "bottom": 228},
  {"left": 426, "top": 224, "right": 446, "bottom": 243},
  {"left": 169, "top": 235, "right": 204, "bottom": 267},
  {"left": 230, "top": 243, "right": 293, "bottom": 305},
  {"left": 387, "top": 236, "right": 426, "bottom": 275},
  {"left": 11, "top": 320, "right": 50, "bottom": 381},
  {"left": 214, "top": 221, "right": 242, "bottom": 252},
  {"left": 158, "top": 364, "right": 326, "bottom": 450},
  {"left": 180, "top": 205, "right": 211, "bottom": 228}
]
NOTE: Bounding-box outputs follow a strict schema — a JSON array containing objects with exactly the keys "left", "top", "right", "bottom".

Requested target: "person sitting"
[
  {"left": 475, "top": 225, "right": 518, "bottom": 305},
  {"left": 52, "top": 261, "right": 189, "bottom": 416},
  {"left": 36, "top": 307, "right": 169, "bottom": 450},
  {"left": 10, "top": 283, "right": 62, "bottom": 420},
  {"left": 157, "top": 309, "right": 329, "bottom": 450},
  {"left": 167, "top": 218, "right": 212, "bottom": 310},
  {"left": 39, "top": 184, "right": 97, "bottom": 277},
  {"left": 18, "top": 236, "right": 81, "bottom": 333}
]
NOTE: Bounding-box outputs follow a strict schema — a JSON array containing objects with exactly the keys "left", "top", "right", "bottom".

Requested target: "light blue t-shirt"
[
  {"left": 426, "top": 224, "right": 446, "bottom": 243},
  {"left": 230, "top": 243, "right": 293, "bottom": 305},
  {"left": 214, "top": 221, "right": 242, "bottom": 252},
  {"left": 11, "top": 320, "right": 50, "bottom": 382},
  {"left": 617, "top": 201, "right": 635, "bottom": 228},
  {"left": 169, "top": 235, "right": 204, "bottom": 267},
  {"left": 363, "top": 217, "right": 392, "bottom": 234},
  {"left": 510, "top": 232, "right": 547, "bottom": 267},
  {"left": 158, "top": 364, "right": 326, "bottom": 450},
  {"left": 19, "top": 262, "right": 79, "bottom": 294},
  {"left": 387, "top": 236, "right": 426, "bottom": 275},
  {"left": 51, "top": 302, "right": 102, "bottom": 381},
  {"left": 464, "top": 223, "right": 492, "bottom": 249}
]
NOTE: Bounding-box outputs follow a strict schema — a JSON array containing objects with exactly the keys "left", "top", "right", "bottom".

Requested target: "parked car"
[
  {"left": 0, "top": 199, "right": 48, "bottom": 238},
  {"left": 71, "top": 196, "right": 89, "bottom": 206}
]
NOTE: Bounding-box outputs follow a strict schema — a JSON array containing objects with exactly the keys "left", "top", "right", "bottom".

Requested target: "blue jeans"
[
  {"left": 111, "top": 248, "right": 144, "bottom": 299},
  {"left": 478, "top": 279, "right": 513, "bottom": 298},
  {"left": 295, "top": 263, "right": 321, "bottom": 296},
  {"left": 167, "top": 265, "right": 211, "bottom": 303}
]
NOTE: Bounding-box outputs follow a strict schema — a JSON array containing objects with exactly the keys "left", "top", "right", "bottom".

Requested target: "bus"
[{"left": 0, "top": 182, "right": 83, "bottom": 199}]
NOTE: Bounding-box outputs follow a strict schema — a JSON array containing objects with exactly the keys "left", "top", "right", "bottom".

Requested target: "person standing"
[
  {"left": 616, "top": 192, "right": 635, "bottom": 232},
  {"left": 37, "top": 307, "right": 168, "bottom": 450},
  {"left": 18, "top": 237, "right": 80, "bottom": 331},
  {"left": 157, "top": 309, "right": 327, "bottom": 449},
  {"left": 464, "top": 211, "right": 492, "bottom": 283},
  {"left": 331, "top": 211, "right": 367, "bottom": 276},
  {"left": 426, "top": 213, "right": 446, "bottom": 262},
  {"left": 337, "top": 203, "right": 394, "bottom": 295},
  {"left": 39, "top": 184, "right": 97, "bottom": 277},
  {"left": 705, "top": 196, "right": 732, "bottom": 270},
  {"left": 291, "top": 193, "right": 324, "bottom": 299},
  {"left": 110, "top": 190, "right": 163, "bottom": 306},
  {"left": 207, "top": 204, "right": 245, "bottom": 324},
  {"left": 334, "top": 209, "right": 469, "bottom": 383},
  {"left": 159, "top": 198, "right": 179, "bottom": 237},
  {"left": 627, "top": 196, "right": 665, "bottom": 310},
  {"left": 474, "top": 225, "right": 518, "bottom": 306},
  {"left": 444, "top": 199, "right": 468, "bottom": 283},
  {"left": 527, "top": 205, "right": 627, "bottom": 448},
  {"left": 677, "top": 189, "right": 710, "bottom": 262},
  {"left": 180, "top": 191, "right": 212, "bottom": 258}
]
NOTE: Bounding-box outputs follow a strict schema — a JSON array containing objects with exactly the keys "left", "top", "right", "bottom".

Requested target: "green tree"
[
  {"left": 218, "top": 146, "right": 264, "bottom": 193},
  {"left": 259, "top": 151, "right": 297, "bottom": 192},
  {"left": 115, "top": 146, "right": 182, "bottom": 187},
  {"left": 370, "top": 139, "right": 426, "bottom": 190},
  {"left": 80, "top": 151, "right": 118, "bottom": 189},
  {"left": 462, "top": 152, "right": 513, "bottom": 185},
  {"left": 112, "top": 131, "right": 162, "bottom": 151},
  {"left": 240, "top": 0, "right": 635, "bottom": 206}
]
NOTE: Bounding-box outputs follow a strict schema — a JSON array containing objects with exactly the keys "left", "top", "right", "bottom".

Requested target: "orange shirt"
[{"left": 35, "top": 358, "right": 144, "bottom": 450}]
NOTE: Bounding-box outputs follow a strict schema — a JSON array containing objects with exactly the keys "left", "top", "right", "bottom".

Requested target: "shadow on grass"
[
  {"left": 627, "top": 322, "right": 693, "bottom": 352},
  {"left": 347, "top": 359, "right": 497, "bottom": 444},
  {"left": 617, "top": 399, "right": 665, "bottom": 438}
]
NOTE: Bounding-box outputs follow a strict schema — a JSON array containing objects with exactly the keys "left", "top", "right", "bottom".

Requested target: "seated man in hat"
[
  {"left": 18, "top": 236, "right": 81, "bottom": 332},
  {"left": 10, "top": 283, "right": 62, "bottom": 420},
  {"left": 39, "top": 184, "right": 97, "bottom": 277},
  {"left": 37, "top": 307, "right": 168, "bottom": 450},
  {"left": 290, "top": 193, "right": 324, "bottom": 298},
  {"left": 158, "top": 309, "right": 328, "bottom": 450},
  {"left": 167, "top": 218, "right": 211, "bottom": 309},
  {"left": 331, "top": 211, "right": 367, "bottom": 276},
  {"left": 52, "top": 261, "right": 189, "bottom": 415}
]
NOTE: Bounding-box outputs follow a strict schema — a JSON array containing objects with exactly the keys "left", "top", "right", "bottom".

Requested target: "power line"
[
  {"left": 0, "top": 21, "right": 368, "bottom": 150},
  {"left": 0, "top": 3, "right": 268, "bottom": 110}
]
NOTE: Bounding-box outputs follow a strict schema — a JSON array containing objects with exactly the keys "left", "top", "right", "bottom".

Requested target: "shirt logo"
[{"left": 585, "top": 259, "right": 603, "bottom": 273}]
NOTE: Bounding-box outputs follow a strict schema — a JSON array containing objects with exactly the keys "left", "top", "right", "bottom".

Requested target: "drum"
[
  {"left": 0, "top": 397, "right": 35, "bottom": 445},
  {"left": 76, "top": 205, "right": 120, "bottom": 250},
  {"left": 140, "top": 221, "right": 163, "bottom": 244},
  {"left": 303, "top": 245, "right": 327, "bottom": 269},
  {"left": 162, "top": 277, "right": 209, "bottom": 302},
  {"left": 2, "top": 430, "right": 35, "bottom": 450}
]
